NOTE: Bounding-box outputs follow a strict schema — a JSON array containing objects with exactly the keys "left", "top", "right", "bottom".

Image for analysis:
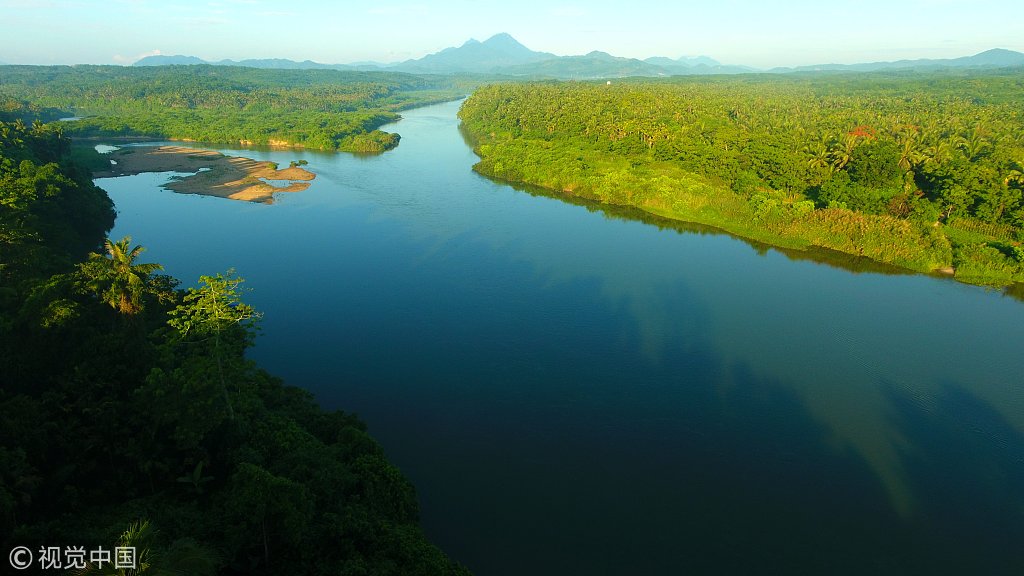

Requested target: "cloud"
[{"left": 112, "top": 48, "right": 161, "bottom": 64}]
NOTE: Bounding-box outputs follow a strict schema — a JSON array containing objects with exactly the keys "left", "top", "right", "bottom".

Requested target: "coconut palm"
[
  {"left": 87, "top": 235, "right": 164, "bottom": 315},
  {"left": 897, "top": 136, "right": 926, "bottom": 172},
  {"left": 75, "top": 520, "right": 154, "bottom": 575},
  {"left": 76, "top": 519, "right": 219, "bottom": 576},
  {"left": 922, "top": 137, "right": 954, "bottom": 165},
  {"left": 804, "top": 139, "right": 833, "bottom": 174},
  {"left": 827, "top": 134, "right": 859, "bottom": 172},
  {"left": 957, "top": 127, "right": 991, "bottom": 161},
  {"left": 1004, "top": 160, "right": 1024, "bottom": 187}
]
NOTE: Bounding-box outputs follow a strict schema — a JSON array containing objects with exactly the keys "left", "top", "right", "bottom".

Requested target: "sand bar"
[{"left": 93, "top": 145, "right": 316, "bottom": 203}]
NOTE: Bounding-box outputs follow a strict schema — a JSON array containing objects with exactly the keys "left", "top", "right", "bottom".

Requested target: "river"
[{"left": 99, "top": 99, "right": 1024, "bottom": 575}]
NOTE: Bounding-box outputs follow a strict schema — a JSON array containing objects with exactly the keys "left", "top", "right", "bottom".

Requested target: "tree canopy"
[
  {"left": 0, "top": 65, "right": 462, "bottom": 153},
  {"left": 0, "top": 118, "right": 470, "bottom": 575},
  {"left": 459, "top": 71, "right": 1024, "bottom": 286}
]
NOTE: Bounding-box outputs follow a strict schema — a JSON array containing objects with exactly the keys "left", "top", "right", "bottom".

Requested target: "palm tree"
[
  {"left": 804, "top": 138, "right": 832, "bottom": 173},
  {"left": 897, "top": 136, "right": 926, "bottom": 172},
  {"left": 76, "top": 520, "right": 154, "bottom": 575},
  {"left": 922, "top": 137, "right": 953, "bottom": 165},
  {"left": 827, "top": 134, "right": 858, "bottom": 172},
  {"left": 957, "top": 127, "right": 991, "bottom": 161},
  {"left": 76, "top": 519, "right": 219, "bottom": 576},
  {"left": 1005, "top": 160, "right": 1024, "bottom": 188},
  {"left": 87, "top": 235, "right": 164, "bottom": 315}
]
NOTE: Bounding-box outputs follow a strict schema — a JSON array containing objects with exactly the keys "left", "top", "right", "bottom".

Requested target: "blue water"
[{"left": 100, "top": 100, "right": 1024, "bottom": 575}]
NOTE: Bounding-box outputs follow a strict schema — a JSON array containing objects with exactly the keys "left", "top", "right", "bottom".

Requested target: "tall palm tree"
[
  {"left": 897, "top": 136, "right": 926, "bottom": 173},
  {"left": 88, "top": 235, "right": 163, "bottom": 315},
  {"left": 76, "top": 520, "right": 154, "bottom": 575},
  {"left": 1005, "top": 160, "right": 1024, "bottom": 187},
  {"left": 922, "top": 137, "right": 953, "bottom": 166},
  {"left": 804, "top": 139, "right": 833, "bottom": 175},
  {"left": 957, "top": 127, "right": 991, "bottom": 161},
  {"left": 827, "top": 134, "right": 859, "bottom": 172},
  {"left": 76, "top": 519, "right": 219, "bottom": 576}
]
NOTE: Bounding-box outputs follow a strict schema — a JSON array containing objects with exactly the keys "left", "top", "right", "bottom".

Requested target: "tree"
[
  {"left": 897, "top": 137, "right": 925, "bottom": 172},
  {"left": 167, "top": 270, "right": 261, "bottom": 420},
  {"left": 1005, "top": 160, "right": 1024, "bottom": 188},
  {"left": 846, "top": 140, "right": 902, "bottom": 188},
  {"left": 76, "top": 519, "right": 219, "bottom": 576},
  {"left": 83, "top": 236, "right": 163, "bottom": 316}
]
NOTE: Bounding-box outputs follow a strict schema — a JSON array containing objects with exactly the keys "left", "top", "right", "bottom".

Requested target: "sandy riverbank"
[{"left": 93, "top": 145, "right": 315, "bottom": 203}]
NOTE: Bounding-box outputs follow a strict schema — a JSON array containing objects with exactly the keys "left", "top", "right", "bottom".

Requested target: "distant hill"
[
  {"left": 390, "top": 33, "right": 554, "bottom": 74},
  {"left": 135, "top": 54, "right": 360, "bottom": 71},
  {"left": 132, "top": 39, "right": 1024, "bottom": 79},
  {"left": 134, "top": 54, "right": 208, "bottom": 66},
  {"left": 498, "top": 51, "right": 664, "bottom": 78},
  {"left": 643, "top": 55, "right": 755, "bottom": 75},
  {"left": 774, "top": 48, "right": 1024, "bottom": 73}
]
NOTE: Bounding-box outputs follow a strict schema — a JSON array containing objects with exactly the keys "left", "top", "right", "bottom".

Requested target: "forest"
[
  {"left": 0, "top": 65, "right": 462, "bottom": 153},
  {"left": 458, "top": 71, "right": 1024, "bottom": 286},
  {"left": 0, "top": 119, "right": 469, "bottom": 573}
]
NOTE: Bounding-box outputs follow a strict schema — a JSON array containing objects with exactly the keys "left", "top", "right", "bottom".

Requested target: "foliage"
[
  {"left": 82, "top": 235, "right": 165, "bottom": 315},
  {"left": 0, "top": 121, "right": 469, "bottom": 574},
  {"left": 0, "top": 65, "right": 462, "bottom": 152},
  {"left": 459, "top": 71, "right": 1024, "bottom": 286}
]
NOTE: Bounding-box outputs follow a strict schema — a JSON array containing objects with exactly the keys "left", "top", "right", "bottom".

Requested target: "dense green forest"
[
  {"left": 0, "top": 65, "right": 462, "bottom": 153},
  {"left": 459, "top": 71, "right": 1024, "bottom": 286},
  {"left": 0, "top": 121, "right": 469, "bottom": 573}
]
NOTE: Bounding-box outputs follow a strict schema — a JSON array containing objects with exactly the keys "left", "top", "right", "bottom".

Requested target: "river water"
[{"left": 99, "top": 99, "right": 1024, "bottom": 575}]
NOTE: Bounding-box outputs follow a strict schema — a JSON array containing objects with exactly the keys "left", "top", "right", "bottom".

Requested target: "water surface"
[{"left": 100, "top": 100, "right": 1024, "bottom": 575}]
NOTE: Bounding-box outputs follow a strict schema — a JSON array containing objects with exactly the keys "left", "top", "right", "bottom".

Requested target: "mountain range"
[{"left": 133, "top": 33, "right": 1024, "bottom": 79}]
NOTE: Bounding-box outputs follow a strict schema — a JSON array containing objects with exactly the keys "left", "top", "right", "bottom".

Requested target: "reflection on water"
[{"left": 100, "top": 100, "right": 1024, "bottom": 575}]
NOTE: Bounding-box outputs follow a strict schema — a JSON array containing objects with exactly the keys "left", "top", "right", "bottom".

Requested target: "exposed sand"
[{"left": 93, "top": 145, "right": 316, "bottom": 204}]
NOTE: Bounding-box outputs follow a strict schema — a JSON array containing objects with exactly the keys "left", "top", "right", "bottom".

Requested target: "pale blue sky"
[{"left": 1, "top": 0, "right": 1022, "bottom": 68}]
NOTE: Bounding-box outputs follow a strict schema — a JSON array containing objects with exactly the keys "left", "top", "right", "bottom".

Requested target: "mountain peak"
[
  {"left": 134, "top": 54, "right": 207, "bottom": 66},
  {"left": 964, "top": 48, "right": 1024, "bottom": 66},
  {"left": 481, "top": 33, "right": 531, "bottom": 54},
  {"left": 484, "top": 32, "right": 517, "bottom": 44}
]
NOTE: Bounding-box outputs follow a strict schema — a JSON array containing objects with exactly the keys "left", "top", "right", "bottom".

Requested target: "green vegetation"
[
  {"left": 0, "top": 123, "right": 469, "bottom": 572},
  {"left": 458, "top": 71, "right": 1024, "bottom": 286},
  {"left": 0, "top": 65, "right": 462, "bottom": 153}
]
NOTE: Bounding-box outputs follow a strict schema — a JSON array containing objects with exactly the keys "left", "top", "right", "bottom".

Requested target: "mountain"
[
  {"left": 498, "top": 51, "right": 665, "bottom": 78},
  {"left": 130, "top": 40, "right": 1024, "bottom": 79},
  {"left": 390, "top": 33, "right": 554, "bottom": 74},
  {"left": 215, "top": 58, "right": 346, "bottom": 70},
  {"left": 134, "top": 54, "right": 208, "bottom": 66},
  {"left": 643, "top": 55, "right": 755, "bottom": 75},
  {"left": 775, "top": 48, "right": 1024, "bottom": 73},
  {"left": 961, "top": 48, "right": 1024, "bottom": 66},
  {"left": 644, "top": 55, "right": 719, "bottom": 68},
  {"left": 134, "top": 55, "right": 358, "bottom": 70}
]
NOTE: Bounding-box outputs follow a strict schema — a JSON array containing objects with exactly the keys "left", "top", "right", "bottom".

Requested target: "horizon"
[{"left": 1, "top": 0, "right": 1023, "bottom": 68}]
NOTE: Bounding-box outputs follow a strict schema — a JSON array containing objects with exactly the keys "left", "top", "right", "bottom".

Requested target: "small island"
[{"left": 93, "top": 145, "right": 316, "bottom": 203}]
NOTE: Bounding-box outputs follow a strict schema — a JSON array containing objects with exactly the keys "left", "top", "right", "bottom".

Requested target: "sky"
[{"left": 1, "top": 0, "right": 1022, "bottom": 68}]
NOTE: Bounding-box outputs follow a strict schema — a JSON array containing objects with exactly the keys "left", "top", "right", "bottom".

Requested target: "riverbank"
[
  {"left": 457, "top": 81, "right": 1024, "bottom": 290},
  {"left": 471, "top": 154, "right": 1024, "bottom": 288},
  {"left": 462, "top": 137, "right": 1024, "bottom": 289},
  {"left": 93, "top": 145, "right": 315, "bottom": 203}
]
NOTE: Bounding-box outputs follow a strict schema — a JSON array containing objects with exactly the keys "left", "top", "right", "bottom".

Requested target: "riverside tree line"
[
  {"left": 0, "top": 114, "right": 469, "bottom": 573},
  {"left": 459, "top": 71, "right": 1024, "bottom": 286},
  {"left": 0, "top": 65, "right": 461, "bottom": 153}
]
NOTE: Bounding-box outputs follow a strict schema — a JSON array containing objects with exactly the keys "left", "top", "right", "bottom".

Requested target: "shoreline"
[
  {"left": 93, "top": 145, "right": 315, "bottom": 203},
  {"left": 469, "top": 164, "right": 1024, "bottom": 292}
]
